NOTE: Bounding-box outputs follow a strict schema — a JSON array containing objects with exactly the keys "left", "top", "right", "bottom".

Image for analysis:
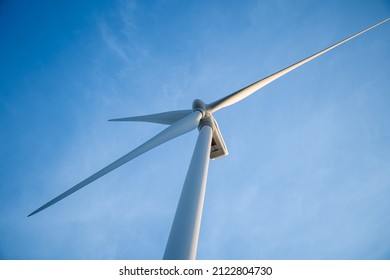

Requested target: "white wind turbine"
[{"left": 28, "top": 18, "right": 389, "bottom": 259}]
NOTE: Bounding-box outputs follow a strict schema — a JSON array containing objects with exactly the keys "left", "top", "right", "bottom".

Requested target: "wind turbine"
[{"left": 28, "top": 18, "right": 389, "bottom": 259}]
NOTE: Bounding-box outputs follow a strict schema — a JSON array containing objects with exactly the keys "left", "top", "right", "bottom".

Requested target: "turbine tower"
[{"left": 28, "top": 18, "right": 389, "bottom": 259}]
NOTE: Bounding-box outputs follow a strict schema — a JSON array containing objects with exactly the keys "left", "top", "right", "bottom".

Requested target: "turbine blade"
[
  {"left": 28, "top": 110, "right": 202, "bottom": 217},
  {"left": 109, "top": 110, "right": 192, "bottom": 125},
  {"left": 208, "top": 18, "right": 390, "bottom": 112}
]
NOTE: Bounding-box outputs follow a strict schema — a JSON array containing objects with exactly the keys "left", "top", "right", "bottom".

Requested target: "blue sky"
[{"left": 1, "top": 0, "right": 389, "bottom": 260}]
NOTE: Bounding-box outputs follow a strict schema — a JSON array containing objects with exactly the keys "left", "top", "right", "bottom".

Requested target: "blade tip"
[{"left": 27, "top": 208, "right": 42, "bottom": 217}]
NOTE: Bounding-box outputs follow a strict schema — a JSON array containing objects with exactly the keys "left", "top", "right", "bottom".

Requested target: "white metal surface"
[
  {"left": 163, "top": 124, "right": 213, "bottom": 260},
  {"left": 28, "top": 110, "right": 202, "bottom": 217},
  {"left": 208, "top": 18, "right": 390, "bottom": 112},
  {"left": 109, "top": 109, "right": 192, "bottom": 124}
]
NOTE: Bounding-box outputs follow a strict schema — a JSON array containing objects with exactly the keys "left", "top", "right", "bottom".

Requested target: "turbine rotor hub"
[{"left": 192, "top": 99, "right": 211, "bottom": 119}]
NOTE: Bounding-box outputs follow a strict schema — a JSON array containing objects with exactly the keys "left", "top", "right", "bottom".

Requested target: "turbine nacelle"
[{"left": 208, "top": 117, "right": 229, "bottom": 159}]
